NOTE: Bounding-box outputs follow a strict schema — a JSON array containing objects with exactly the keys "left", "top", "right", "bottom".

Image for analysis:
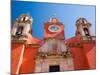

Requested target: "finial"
[{"left": 49, "top": 13, "right": 57, "bottom": 22}]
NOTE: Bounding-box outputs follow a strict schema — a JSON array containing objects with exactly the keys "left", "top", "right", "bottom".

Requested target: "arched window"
[
  {"left": 16, "top": 26, "right": 24, "bottom": 37},
  {"left": 83, "top": 28, "right": 90, "bottom": 36}
]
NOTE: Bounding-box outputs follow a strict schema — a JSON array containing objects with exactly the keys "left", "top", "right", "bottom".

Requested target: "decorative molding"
[
  {"left": 25, "top": 44, "right": 41, "bottom": 48},
  {"left": 35, "top": 53, "right": 74, "bottom": 73},
  {"left": 36, "top": 51, "right": 72, "bottom": 59},
  {"left": 81, "top": 36, "right": 96, "bottom": 40},
  {"left": 11, "top": 39, "right": 26, "bottom": 44},
  {"left": 66, "top": 42, "right": 82, "bottom": 48}
]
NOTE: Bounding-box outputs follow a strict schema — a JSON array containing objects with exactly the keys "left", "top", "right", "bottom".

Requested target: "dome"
[
  {"left": 76, "top": 18, "right": 88, "bottom": 25},
  {"left": 17, "top": 14, "right": 33, "bottom": 25}
]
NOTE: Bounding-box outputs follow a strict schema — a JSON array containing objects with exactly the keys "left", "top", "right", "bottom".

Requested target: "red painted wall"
[
  {"left": 19, "top": 46, "right": 39, "bottom": 74},
  {"left": 11, "top": 43, "right": 24, "bottom": 74},
  {"left": 82, "top": 42, "right": 96, "bottom": 69},
  {"left": 11, "top": 42, "right": 39, "bottom": 74},
  {"left": 70, "top": 47, "right": 89, "bottom": 70},
  {"left": 66, "top": 37, "right": 96, "bottom": 70}
]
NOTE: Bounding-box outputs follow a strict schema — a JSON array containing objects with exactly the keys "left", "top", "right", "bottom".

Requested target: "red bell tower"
[
  {"left": 11, "top": 14, "right": 41, "bottom": 74},
  {"left": 44, "top": 17, "right": 65, "bottom": 40}
]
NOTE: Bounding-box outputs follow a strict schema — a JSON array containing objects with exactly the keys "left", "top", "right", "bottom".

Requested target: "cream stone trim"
[
  {"left": 16, "top": 45, "right": 25, "bottom": 74},
  {"left": 35, "top": 54, "right": 74, "bottom": 73}
]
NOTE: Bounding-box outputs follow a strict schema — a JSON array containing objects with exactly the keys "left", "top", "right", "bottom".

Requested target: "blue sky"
[{"left": 11, "top": 1, "right": 96, "bottom": 39}]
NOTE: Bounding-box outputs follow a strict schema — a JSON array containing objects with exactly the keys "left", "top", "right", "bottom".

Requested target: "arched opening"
[
  {"left": 16, "top": 26, "right": 24, "bottom": 37},
  {"left": 83, "top": 28, "right": 90, "bottom": 36}
]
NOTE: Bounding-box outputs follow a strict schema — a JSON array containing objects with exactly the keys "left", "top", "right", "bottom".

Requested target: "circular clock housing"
[{"left": 48, "top": 25, "right": 60, "bottom": 32}]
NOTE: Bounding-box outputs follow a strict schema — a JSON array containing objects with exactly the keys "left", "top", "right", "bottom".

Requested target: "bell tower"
[
  {"left": 44, "top": 17, "right": 65, "bottom": 40},
  {"left": 75, "top": 18, "right": 92, "bottom": 39},
  {"left": 11, "top": 14, "right": 41, "bottom": 74},
  {"left": 11, "top": 14, "right": 33, "bottom": 40}
]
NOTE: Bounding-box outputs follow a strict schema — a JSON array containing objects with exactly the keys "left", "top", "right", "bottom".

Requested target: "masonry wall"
[
  {"left": 19, "top": 45, "right": 39, "bottom": 74},
  {"left": 70, "top": 47, "right": 89, "bottom": 70},
  {"left": 11, "top": 42, "right": 39, "bottom": 74},
  {"left": 11, "top": 43, "right": 25, "bottom": 74},
  {"left": 82, "top": 41, "right": 96, "bottom": 69}
]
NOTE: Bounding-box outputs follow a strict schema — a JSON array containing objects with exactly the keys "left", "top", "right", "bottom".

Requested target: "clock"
[{"left": 48, "top": 25, "right": 60, "bottom": 32}]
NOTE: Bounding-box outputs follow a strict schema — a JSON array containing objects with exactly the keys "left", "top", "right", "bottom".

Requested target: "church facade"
[{"left": 11, "top": 14, "right": 96, "bottom": 74}]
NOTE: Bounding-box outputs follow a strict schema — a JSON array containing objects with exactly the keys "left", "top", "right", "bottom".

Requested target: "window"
[
  {"left": 16, "top": 26, "right": 24, "bottom": 37},
  {"left": 83, "top": 28, "right": 90, "bottom": 36}
]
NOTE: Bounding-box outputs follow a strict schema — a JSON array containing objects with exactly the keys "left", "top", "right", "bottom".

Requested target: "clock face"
[{"left": 48, "top": 25, "right": 60, "bottom": 32}]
